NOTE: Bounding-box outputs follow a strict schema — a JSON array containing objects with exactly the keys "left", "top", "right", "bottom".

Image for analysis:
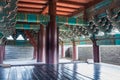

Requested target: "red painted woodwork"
[
  {"left": 46, "top": 22, "right": 58, "bottom": 64},
  {"left": 24, "top": 31, "right": 37, "bottom": 59},
  {"left": 72, "top": 41, "right": 77, "bottom": 61},
  {"left": 17, "top": 0, "right": 103, "bottom": 17},
  {"left": 33, "top": 46, "right": 37, "bottom": 59},
  {"left": 93, "top": 40, "right": 100, "bottom": 63},
  {"left": 37, "top": 24, "right": 45, "bottom": 62},
  {"left": 46, "top": 0, "right": 58, "bottom": 64},
  {"left": 0, "top": 46, "right": 5, "bottom": 64},
  {"left": 3, "top": 46, "right": 5, "bottom": 60},
  {"left": 61, "top": 41, "right": 64, "bottom": 58}
]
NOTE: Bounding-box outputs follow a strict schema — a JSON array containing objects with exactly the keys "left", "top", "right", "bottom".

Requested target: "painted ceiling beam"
[
  {"left": 15, "top": 24, "right": 40, "bottom": 30},
  {"left": 16, "top": 13, "right": 86, "bottom": 27}
]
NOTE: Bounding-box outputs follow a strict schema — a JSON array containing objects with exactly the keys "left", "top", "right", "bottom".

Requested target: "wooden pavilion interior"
[{"left": 0, "top": 0, "right": 120, "bottom": 80}]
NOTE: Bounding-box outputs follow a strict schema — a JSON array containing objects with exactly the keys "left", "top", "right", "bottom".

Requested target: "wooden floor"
[{"left": 0, "top": 62, "right": 120, "bottom": 80}]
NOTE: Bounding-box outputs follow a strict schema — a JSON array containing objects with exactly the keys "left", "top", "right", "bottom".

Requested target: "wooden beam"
[
  {"left": 69, "top": 0, "right": 103, "bottom": 17},
  {"left": 86, "top": 0, "right": 103, "bottom": 8},
  {"left": 61, "top": 41, "right": 64, "bottom": 58},
  {"left": 56, "top": 13, "right": 69, "bottom": 17},
  {"left": 17, "top": 11, "right": 41, "bottom": 14},
  {"left": 17, "top": 11, "right": 68, "bottom": 17},
  {"left": 57, "top": 11, "right": 71, "bottom": 15},
  {"left": 57, "top": 5, "right": 79, "bottom": 9},
  {"left": 58, "top": 1, "right": 86, "bottom": 6},
  {"left": 69, "top": 7, "right": 85, "bottom": 17},
  {"left": 46, "top": 0, "right": 58, "bottom": 64},
  {"left": 57, "top": 2, "right": 84, "bottom": 8},
  {"left": 92, "top": 40, "right": 100, "bottom": 63},
  {"left": 24, "top": 30, "right": 37, "bottom": 47},
  {"left": 17, "top": 3, "right": 45, "bottom": 9},
  {"left": 18, "top": 0, "right": 47, "bottom": 4},
  {"left": 94, "top": 1, "right": 119, "bottom": 16},
  {"left": 18, "top": 7, "right": 43, "bottom": 10},
  {"left": 72, "top": 41, "right": 77, "bottom": 61},
  {"left": 41, "top": 6, "right": 48, "bottom": 14},
  {"left": 57, "top": 7, "right": 76, "bottom": 12},
  {"left": 17, "top": 9, "right": 41, "bottom": 13},
  {"left": 24, "top": 30, "right": 37, "bottom": 59},
  {"left": 37, "top": 24, "right": 45, "bottom": 62},
  {"left": 18, "top": 7, "right": 42, "bottom": 11},
  {"left": 57, "top": 10, "right": 73, "bottom": 13},
  {"left": 17, "top": 21, "right": 41, "bottom": 25}
]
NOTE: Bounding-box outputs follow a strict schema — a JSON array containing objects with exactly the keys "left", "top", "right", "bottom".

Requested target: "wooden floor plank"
[{"left": 0, "top": 62, "right": 120, "bottom": 80}]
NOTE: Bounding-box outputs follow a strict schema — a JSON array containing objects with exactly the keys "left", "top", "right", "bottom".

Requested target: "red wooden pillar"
[
  {"left": 61, "top": 41, "right": 64, "bottom": 58},
  {"left": 93, "top": 40, "right": 100, "bottom": 63},
  {"left": 37, "top": 24, "right": 45, "bottom": 62},
  {"left": 0, "top": 46, "right": 4, "bottom": 64},
  {"left": 3, "top": 45, "right": 5, "bottom": 60},
  {"left": 33, "top": 46, "right": 37, "bottom": 59},
  {"left": 46, "top": 0, "right": 58, "bottom": 64},
  {"left": 72, "top": 41, "right": 77, "bottom": 61},
  {"left": 24, "top": 31, "right": 37, "bottom": 59}
]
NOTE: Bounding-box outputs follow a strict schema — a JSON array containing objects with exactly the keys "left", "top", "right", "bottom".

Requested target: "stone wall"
[
  {"left": 63, "top": 45, "right": 120, "bottom": 65},
  {"left": 78, "top": 45, "right": 93, "bottom": 61},
  {"left": 100, "top": 45, "right": 120, "bottom": 65},
  {"left": 5, "top": 45, "right": 34, "bottom": 60}
]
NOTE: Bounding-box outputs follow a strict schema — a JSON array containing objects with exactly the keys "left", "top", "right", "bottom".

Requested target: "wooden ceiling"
[{"left": 17, "top": 0, "right": 103, "bottom": 17}]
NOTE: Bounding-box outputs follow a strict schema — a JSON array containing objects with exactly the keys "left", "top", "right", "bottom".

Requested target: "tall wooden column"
[
  {"left": 93, "top": 40, "right": 100, "bottom": 63},
  {"left": 46, "top": 0, "right": 58, "bottom": 64},
  {"left": 3, "top": 45, "right": 5, "bottom": 60},
  {"left": 33, "top": 47, "right": 37, "bottom": 59},
  {"left": 72, "top": 41, "right": 77, "bottom": 61},
  {"left": 0, "top": 46, "right": 4, "bottom": 64},
  {"left": 24, "top": 31, "right": 37, "bottom": 59},
  {"left": 37, "top": 24, "right": 45, "bottom": 62},
  {"left": 61, "top": 41, "right": 64, "bottom": 58}
]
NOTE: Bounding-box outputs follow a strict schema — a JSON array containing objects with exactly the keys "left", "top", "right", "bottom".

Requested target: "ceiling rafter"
[
  {"left": 17, "top": 0, "right": 104, "bottom": 17},
  {"left": 58, "top": 1, "right": 87, "bottom": 6},
  {"left": 18, "top": 0, "right": 48, "bottom": 4},
  {"left": 57, "top": 5, "right": 80, "bottom": 9},
  {"left": 57, "top": 2, "right": 84, "bottom": 8},
  {"left": 17, "top": 8, "right": 41, "bottom": 12},
  {"left": 69, "top": 0, "right": 103, "bottom": 17},
  {"left": 57, "top": 11, "right": 71, "bottom": 15},
  {"left": 17, "top": 11, "right": 41, "bottom": 14},
  {"left": 57, "top": 7, "right": 76, "bottom": 12},
  {"left": 17, "top": 3, "right": 45, "bottom": 8},
  {"left": 56, "top": 10, "right": 73, "bottom": 13},
  {"left": 17, "top": 9, "right": 41, "bottom": 14},
  {"left": 18, "top": 6, "right": 43, "bottom": 10}
]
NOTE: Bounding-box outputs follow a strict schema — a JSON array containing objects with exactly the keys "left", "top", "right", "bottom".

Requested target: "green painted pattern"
[
  {"left": 95, "top": 0, "right": 113, "bottom": 10},
  {"left": 16, "top": 13, "right": 85, "bottom": 26},
  {"left": 16, "top": 24, "right": 40, "bottom": 30},
  {"left": 16, "top": 13, "right": 50, "bottom": 24},
  {"left": 115, "top": 34, "right": 120, "bottom": 45}
]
